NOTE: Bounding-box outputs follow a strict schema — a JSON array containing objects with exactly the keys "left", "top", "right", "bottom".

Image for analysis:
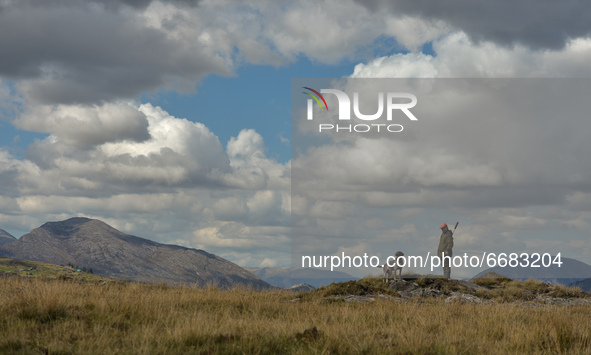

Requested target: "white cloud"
[
  {"left": 259, "top": 257, "right": 278, "bottom": 268},
  {"left": 191, "top": 223, "right": 289, "bottom": 250},
  {"left": 352, "top": 32, "right": 591, "bottom": 79},
  {"left": 383, "top": 15, "right": 450, "bottom": 52},
  {"left": 15, "top": 102, "right": 150, "bottom": 149},
  {"left": 223, "top": 129, "right": 289, "bottom": 190},
  {"left": 351, "top": 52, "right": 438, "bottom": 78},
  {"left": 213, "top": 196, "right": 249, "bottom": 221},
  {"left": 3, "top": 0, "right": 443, "bottom": 106},
  {"left": 12, "top": 103, "right": 288, "bottom": 194}
]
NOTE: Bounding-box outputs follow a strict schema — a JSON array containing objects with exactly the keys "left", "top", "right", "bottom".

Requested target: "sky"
[{"left": 2, "top": 0, "right": 591, "bottom": 278}]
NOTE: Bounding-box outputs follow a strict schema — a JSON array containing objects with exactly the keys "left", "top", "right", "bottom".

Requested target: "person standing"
[{"left": 437, "top": 223, "right": 454, "bottom": 279}]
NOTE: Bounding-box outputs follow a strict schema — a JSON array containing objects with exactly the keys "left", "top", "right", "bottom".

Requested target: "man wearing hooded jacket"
[{"left": 437, "top": 223, "right": 454, "bottom": 279}]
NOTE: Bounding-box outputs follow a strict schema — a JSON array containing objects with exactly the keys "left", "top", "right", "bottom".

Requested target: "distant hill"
[
  {"left": 472, "top": 256, "right": 591, "bottom": 285},
  {"left": 0, "top": 257, "right": 119, "bottom": 283},
  {"left": 0, "top": 229, "right": 16, "bottom": 245},
  {"left": 569, "top": 278, "right": 591, "bottom": 292},
  {"left": 0, "top": 217, "right": 270, "bottom": 289},
  {"left": 245, "top": 267, "right": 357, "bottom": 288}
]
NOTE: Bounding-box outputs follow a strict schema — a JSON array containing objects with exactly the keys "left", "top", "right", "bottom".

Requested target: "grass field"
[{"left": 2, "top": 271, "right": 591, "bottom": 354}]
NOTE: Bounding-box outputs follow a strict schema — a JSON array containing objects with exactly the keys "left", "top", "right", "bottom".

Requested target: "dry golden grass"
[{"left": 1, "top": 276, "right": 591, "bottom": 354}]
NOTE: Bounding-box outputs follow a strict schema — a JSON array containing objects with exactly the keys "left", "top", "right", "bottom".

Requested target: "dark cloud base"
[{"left": 355, "top": 0, "right": 591, "bottom": 50}]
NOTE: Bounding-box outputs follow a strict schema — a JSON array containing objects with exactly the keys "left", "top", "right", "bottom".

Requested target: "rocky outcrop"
[
  {"left": 286, "top": 277, "right": 591, "bottom": 305},
  {"left": 287, "top": 283, "right": 316, "bottom": 292},
  {"left": 322, "top": 294, "right": 403, "bottom": 303}
]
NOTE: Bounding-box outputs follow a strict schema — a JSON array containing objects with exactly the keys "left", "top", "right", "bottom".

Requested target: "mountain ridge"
[
  {"left": 569, "top": 278, "right": 591, "bottom": 292},
  {"left": 0, "top": 217, "right": 270, "bottom": 289},
  {"left": 245, "top": 266, "right": 358, "bottom": 288},
  {"left": 472, "top": 256, "right": 591, "bottom": 285},
  {"left": 0, "top": 228, "right": 16, "bottom": 245}
]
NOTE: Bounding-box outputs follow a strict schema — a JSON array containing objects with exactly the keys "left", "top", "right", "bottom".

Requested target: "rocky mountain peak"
[{"left": 38, "top": 217, "right": 97, "bottom": 236}]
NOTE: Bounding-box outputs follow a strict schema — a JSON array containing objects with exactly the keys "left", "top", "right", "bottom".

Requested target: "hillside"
[
  {"left": 0, "top": 217, "right": 270, "bottom": 289},
  {"left": 0, "top": 228, "right": 16, "bottom": 245},
  {"left": 0, "top": 257, "right": 118, "bottom": 283},
  {"left": 472, "top": 256, "right": 591, "bottom": 285}
]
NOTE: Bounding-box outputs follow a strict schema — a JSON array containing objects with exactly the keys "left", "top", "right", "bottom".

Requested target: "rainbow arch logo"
[{"left": 302, "top": 87, "right": 328, "bottom": 111}]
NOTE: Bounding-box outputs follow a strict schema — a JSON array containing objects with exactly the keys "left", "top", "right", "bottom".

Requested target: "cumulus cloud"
[
  {"left": 295, "top": 77, "right": 591, "bottom": 203},
  {"left": 355, "top": 0, "right": 591, "bottom": 50},
  {"left": 0, "top": 1, "right": 233, "bottom": 104},
  {"left": 223, "top": 129, "right": 290, "bottom": 190},
  {"left": 1, "top": 0, "right": 429, "bottom": 106},
  {"left": 14, "top": 102, "right": 150, "bottom": 149},
  {"left": 10, "top": 103, "right": 291, "bottom": 195},
  {"left": 352, "top": 33, "right": 591, "bottom": 79},
  {"left": 212, "top": 190, "right": 290, "bottom": 227}
]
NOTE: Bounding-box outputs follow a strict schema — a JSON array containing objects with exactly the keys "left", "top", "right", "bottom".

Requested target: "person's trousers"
[{"left": 443, "top": 257, "right": 451, "bottom": 279}]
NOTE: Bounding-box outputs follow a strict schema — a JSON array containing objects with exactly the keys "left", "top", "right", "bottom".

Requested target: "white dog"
[{"left": 383, "top": 251, "right": 405, "bottom": 283}]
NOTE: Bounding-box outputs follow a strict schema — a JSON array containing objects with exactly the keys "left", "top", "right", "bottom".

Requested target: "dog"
[{"left": 383, "top": 251, "right": 404, "bottom": 283}]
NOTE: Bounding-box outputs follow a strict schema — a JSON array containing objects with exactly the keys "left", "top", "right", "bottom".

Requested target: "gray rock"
[
  {"left": 409, "top": 288, "right": 442, "bottom": 297},
  {"left": 323, "top": 294, "right": 405, "bottom": 303},
  {"left": 534, "top": 296, "right": 591, "bottom": 306},
  {"left": 397, "top": 291, "right": 412, "bottom": 298},
  {"left": 455, "top": 280, "right": 487, "bottom": 292},
  {"left": 287, "top": 283, "right": 316, "bottom": 292},
  {"left": 388, "top": 279, "right": 420, "bottom": 292}
]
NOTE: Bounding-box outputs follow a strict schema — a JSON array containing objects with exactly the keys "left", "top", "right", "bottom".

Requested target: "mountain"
[
  {"left": 0, "top": 217, "right": 270, "bottom": 289},
  {"left": 472, "top": 256, "right": 591, "bottom": 285},
  {"left": 0, "top": 229, "right": 16, "bottom": 245},
  {"left": 245, "top": 267, "right": 357, "bottom": 288},
  {"left": 569, "top": 278, "right": 591, "bottom": 292}
]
